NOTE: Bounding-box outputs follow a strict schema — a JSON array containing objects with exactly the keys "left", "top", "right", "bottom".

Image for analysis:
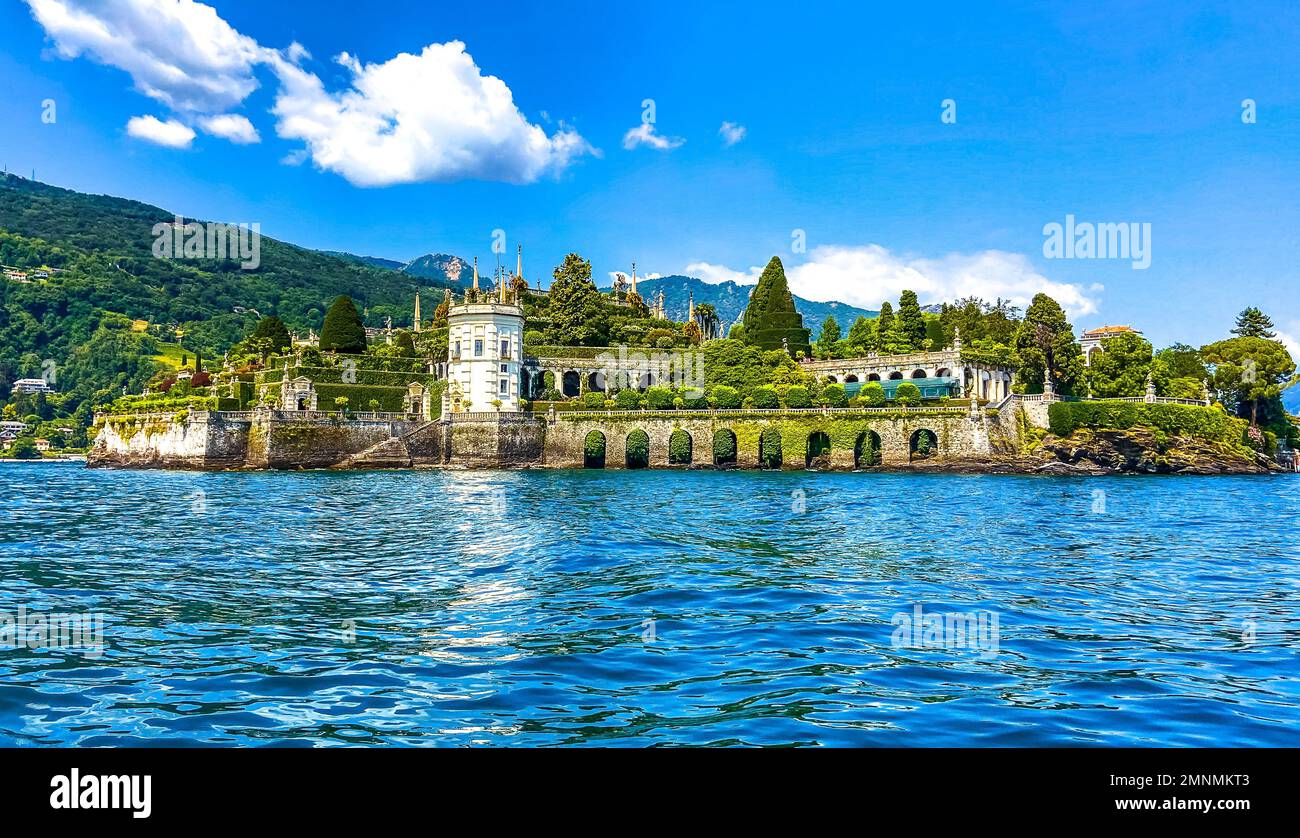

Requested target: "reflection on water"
[{"left": 0, "top": 463, "right": 1297, "bottom": 746}]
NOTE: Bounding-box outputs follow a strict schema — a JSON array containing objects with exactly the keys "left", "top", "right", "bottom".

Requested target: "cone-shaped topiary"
[
  {"left": 319, "top": 296, "right": 367, "bottom": 354},
  {"left": 739, "top": 256, "right": 810, "bottom": 357}
]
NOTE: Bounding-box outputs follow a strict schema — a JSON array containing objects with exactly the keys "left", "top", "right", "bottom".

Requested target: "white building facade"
[{"left": 447, "top": 299, "right": 525, "bottom": 413}]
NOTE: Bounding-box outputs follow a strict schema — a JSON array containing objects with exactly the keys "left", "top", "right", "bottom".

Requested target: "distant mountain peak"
[{"left": 404, "top": 253, "right": 471, "bottom": 286}]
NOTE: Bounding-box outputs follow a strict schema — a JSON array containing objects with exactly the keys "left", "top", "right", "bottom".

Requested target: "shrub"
[
  {"left": 759, "top": 428, "right": 782, "bottom": 468},
  {"left": 895, "top": 382, "right": 922, "bottom": 406},
  {"left": 783, "top": 385, "right": 813, "bottom": 408},
  {"left": 860, "top": 382, "right": 886, "bottom": 407},
  {"left": 656, "top": 336, "right": 676, "bottom": 349},
  {"left": 584, "top": 431, "right": 606, "bottom": 463},
  {"left": 711, "top": 385, "right": 743, "bottom": 409},
  {"left": 751, "top": 386, "right": 779, "bottom": 409},
  {"left": 645, "top": 386, "right": 675, "bottom": 410},
  {"left": 625, "top": 430, "right": 650, "bottom": 467},
  {"left": 821, "top": 383, "right": 847, "bottom": 407},
  {"left": 1047, "top": 400, "right": 1246, "bottom": 446},
  {"left": 582, "top": 391, "right": 607, "bottom": 409},
  {"left": 615, "top": 389, "right": 643, "bottom": 410},
  {"left": 669, "top": 429, "right": 692, "bottom": 464},
  {"left": 713, "top": 430, "right": 737, "bottom": 463}
]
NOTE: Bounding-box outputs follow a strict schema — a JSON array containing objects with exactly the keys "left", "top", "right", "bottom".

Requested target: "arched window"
[
  {"left": 806, "top": 431, "right": 831, "bottom": 468},
  {"left": 584, "top": 431, "right": 606, "bottom": 468}
]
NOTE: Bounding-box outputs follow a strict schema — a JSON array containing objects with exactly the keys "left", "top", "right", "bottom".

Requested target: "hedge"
[
  {"left": 625, "top": 429, "right": 650, "bottom": 467},
  {"left": 669, "top": 429, "right": 692, "bottom": 464},
  {"left": 1047, "top": 400, "right": 1247, "bottom": 446}
]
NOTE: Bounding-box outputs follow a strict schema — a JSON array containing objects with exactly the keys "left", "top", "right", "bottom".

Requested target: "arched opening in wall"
[
  {"left": 542, "top": 370, "right": 556, "bottom": 394},
  {"left": 909, "top": 429, "right": 938, "bottom": 462},
  {"left": 936, "top": 368, "right": 951, "bottom": 378},
  {"left": 562, "top": 371, "right": 581, "bottom": 398},
  {"left": 626, "top": 430, "right": 650, "bottom": 469},
  {"left": 713, "top": 429, "right": 737, "bottom": 467},
  {"left": 297, "top": 397, "right": 307, "bottom": 411},
  {"left": 806, "top": 431, "right": 832, "bottom": 469},
  {"left": 585, "top": 371, "right": 602, "bottom": 393},
  {"left": 584, "top": 431, "right": 606, "bottom": 468},
  {"left": 759, "top": 428, "right": 783, "bottom": 469},
  {"left": 854, "top": 430, "right": 882, "bottom": 468},
  {"left": 826, "top": 375, "right": 838, "bottom": 383},
  {"left": 868, "top": 373, "right": 881, "bottom": 381},
  {"left": 911, "top": 369, "right": 927, "bottom": 379},
  {"left": 637, "top": 372, "right": 655, "bottom": 392},
  {"left": 888, "top": 371, "right": 904, "bottom": 380},
  {"left": 669, "top": 429, "right": 693, "bottom": 465},
  {"left": 844, "top": 374, "right": 859, "bottom": 383}
]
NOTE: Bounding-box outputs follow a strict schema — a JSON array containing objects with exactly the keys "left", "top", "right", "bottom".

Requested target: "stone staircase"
[{"left": 336, "top": 420, "right": 440, "bottom": 469}]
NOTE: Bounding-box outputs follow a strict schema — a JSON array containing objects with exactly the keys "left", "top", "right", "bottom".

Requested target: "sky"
[{"left": 1, "top": 0, "right": 1298, "bottom": 353}]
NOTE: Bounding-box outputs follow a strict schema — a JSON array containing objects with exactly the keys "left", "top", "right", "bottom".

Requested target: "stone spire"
[
  {"left": 688, "top": 289, "right": 695, "bottom": 321},
  {"left": 952, "top": 326, "right": 962, "bottom": 351},
  {"left": 516, "top": 244, "right": 523, "bottom": 283},
  {"left": 413, "top": 291, "right": 422, "bottom": 331},
  {"left": 630, "top": 262, "right": 637, "bottom": 296},
  {"left": 472, "top": 256, "right": 479, "bottom": 293}
]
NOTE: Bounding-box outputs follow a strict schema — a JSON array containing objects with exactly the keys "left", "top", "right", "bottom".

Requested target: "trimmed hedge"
[
  {"left": 1047, "top": 401, "right": 1247, "bottom": 446},
  {"left": 669, "top": 429, "right": 692, "bottom": 463}
]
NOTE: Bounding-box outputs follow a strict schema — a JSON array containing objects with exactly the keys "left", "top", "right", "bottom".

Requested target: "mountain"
[
  {"left": 0, "top": 173, "right": 460, "bottom": 403},
  {"left": 601, "top": 274, "right": 877, "bottom": 339},
  {"left": 317, "top": 250, "right": 406, "bottom": 271},
  {"left": 403, "top": 253, "right": 472, "bottom": 286}
]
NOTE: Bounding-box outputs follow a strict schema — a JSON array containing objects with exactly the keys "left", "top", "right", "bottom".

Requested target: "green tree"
[
  {"left": 860, "top": 381, "right": 886, "bottom": 406},
  {"left": 1231, "top": 307, "right": 1277, "bottom": 339},
  {"left": 547, "top": 253, "right": 604, "bottom": 346},
  {"left": 710, "top": 385, "right": 743, "bottom": 408},
  {"left": 738, "top": 256, "right": 810, "bottom": 356},
  {"left": 895, "top": 381, "right": 922, "bottom": 405},
  {"left": 1201, "top": 336, "right": 1296, "bottom": 426},
  {"left": 252, "top": 315, "right": 292, "bottom": 354},
  {"left": 783, "top": 385, "right": 812, "bottom": 408},
  {"left": 876, "top": 301, "right": 895, "bottom": 343},
  {"left": 821, "top": 382, "right": 847, "bottom": 406},
  {"left": 751, "top": 385, "right": 779, "bottom": 408},
  {"left": 846, "top": 315, "right": 875, "bottom": 355},
  {"left": 1085, "top": 331, "right": 1153, "bottom": 397},
  {"left": 393, "top": 331, "right": 416, "bottom": 357},
  {"left": 897, "top": 290, "right": 927, "bottom": 349},
  {"left": 7, "top": 436, "right": 40, "bottom": 459},
  {"left": 319, "top": 296, "right": 367, "bottom": 354},
  {"left": 816, "top": 315, "right": 841, "bottom": 358},
  {"left": 1013, "top": 294, "right": 1084, "bottom": 395}
]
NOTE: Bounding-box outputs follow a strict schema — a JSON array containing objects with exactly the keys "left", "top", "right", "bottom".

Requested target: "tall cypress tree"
[
  {"left": 740, "top": 256, "right": 810, "bottom": 356},
  {"left": 319, "top": 296, "right": 367, "bottom": 354},
  {"left": 897, "top": 290, "right": 927, "bottom": 350}
]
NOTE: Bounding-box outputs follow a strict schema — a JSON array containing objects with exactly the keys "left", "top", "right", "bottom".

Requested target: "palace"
[{"left": 445, "top": 253, "right": 525, "bottom": 414}]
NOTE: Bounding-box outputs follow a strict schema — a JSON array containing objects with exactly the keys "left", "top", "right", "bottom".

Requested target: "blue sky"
[{"left": 1, "top": 0, "right": 1298, "bottom": 352}]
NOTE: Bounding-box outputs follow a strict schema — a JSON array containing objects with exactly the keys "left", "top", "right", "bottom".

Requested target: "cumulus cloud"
[
  {"left": 25, "top": 0, "right": 264, "bottom": 113},
  {"left": 718, "top": 121, "right": 746, "bottom": 147},
  {"left": 125, "top": 115, "right": 195, "bottom": 148},
  {"left": 265, "top": 43, "right": 594, "bottom": 186},
  {"left": 198, "top": 113, "right": 259, "bottom": 144},
  {"left": 26, "top": 1, "right": 593, "bottom": 182},
  {"left": 686, "top": 244, "right": 1102, "bottom": 317},
  {"left": 622, "top": 122, "right": 685, "bottom": 151}
]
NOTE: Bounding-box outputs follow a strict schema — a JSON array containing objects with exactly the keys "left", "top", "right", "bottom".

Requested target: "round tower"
[{"left": 446, "top": 277, "right": 524, "bottom": 413}]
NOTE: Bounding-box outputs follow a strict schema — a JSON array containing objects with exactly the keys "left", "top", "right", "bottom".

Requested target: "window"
[
  {"left": 474, "top": 339, "right": 483, "bottom": 357},
  {"left": 501, "top": 339, "right": 510, "bottom": 357},
  {"left": 499, "top": 379, "right": 509, "bottom": 394},
  {"left": 500, "top": 364, "right": 508, "bottom": 373}
]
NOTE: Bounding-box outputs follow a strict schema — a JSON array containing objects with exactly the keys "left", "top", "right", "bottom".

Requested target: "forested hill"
[{"left": 0, "top": 173, "right": 453, "bottom": 351}]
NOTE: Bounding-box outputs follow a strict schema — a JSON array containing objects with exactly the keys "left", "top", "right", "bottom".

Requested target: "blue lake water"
[{"left": 1, "top": 462, "right": 1297, "bottom": 746}]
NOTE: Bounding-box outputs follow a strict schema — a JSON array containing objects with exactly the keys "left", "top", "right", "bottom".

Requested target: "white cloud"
[
  {"left": 26, "top": 1, "right": 592, "bottom": 180},
  {"left": 198, "top": 113, "right": 259, "bottom": 144},
  {"left": 1276, "top": 323, "right": 1300, "bottom": 363},
  {"left": 125, "top": 115, "right": 195, "bottom": 148},
  {"left": 685, "top": 244, "right": 1102, "bottom": 317},
  {"left": 25, "top": 0, "right": 265, "bottom": 113},
  {"left": 622, "top": 122, "right": 685, "bottom": 151},
  {"left": 718, "top": 121, "right": 746, "bottom": 147},
  {"left": 265, "top": 42, "right": 595, "bottom": 186}
]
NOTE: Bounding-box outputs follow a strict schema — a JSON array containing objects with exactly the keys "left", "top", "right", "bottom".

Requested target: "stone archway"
[
  {"left": 844, "top": 374, "right": 859, "bottom": 383},
  {"left": 868, "top": 373, "right": 881, "bottom": 382},
  {"left": 888, "top": 371, "right": 904, "bottom": 380},
  {"left": 713, "top": 428, "right": 737, "bottom": 466},
  {"left": 911, "top": 369, "right": 927, "bottom": 379},
  {"left": 806, "top": 431, "right": 832, "bottom": 469},
  {"left": 909, "top": 428, "right": 939, "bottom": 461},
  {"left": 584, "top": 430, "right": 606, "bottom": 468},
  {"left": 759, "top": 428, "right": 782, "bottom": 469},
  {"left": 669, "top": 429, "right": 693, "bottom": 465},
  {"left": 585, "top": 371, "right": 603, "bottom": 393},
  {"left": 562, "top": 371, "right": 581, "bottom": 398},
  {"left": 855, "top": 430, "right": 882, "bottom": 468},
  {"left": 626, "top": 429, "right": 650, "bottom": 469}
]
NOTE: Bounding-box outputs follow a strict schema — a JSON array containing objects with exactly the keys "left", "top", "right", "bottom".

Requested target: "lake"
[{"left": 1, "top": 462, "right": 1297, "bottom": 746}]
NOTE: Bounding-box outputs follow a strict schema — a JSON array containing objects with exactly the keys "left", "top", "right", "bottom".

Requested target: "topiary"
[
  {"left": 895, "top": 381, "right": 922, "bottom": 406},
  {"left": 711, "top": 385, "right": 743, "bottom": 408},
  {"left": 783, "top": 385, "right": 812, "bottom": 408},
  {"left": 582, "top": 391, "right": 606, "bottom": 409},
  {"left": 645, "top": 386, "right": 675, "bottom": 410},
  {"left": 615, "top": 389, "right": 644, "bottom": 410},
  {"left": 860, "top": 382, "right": 886, "bottom": 407},
  {"left": 751, "top": 385, "right": 779, "bottom": 409},
  {"left": 821, "top": 383, "right": 847, "bottom": 407},
  {"left": 320, "top": 296, "right": 367, "bottom": 354}
]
